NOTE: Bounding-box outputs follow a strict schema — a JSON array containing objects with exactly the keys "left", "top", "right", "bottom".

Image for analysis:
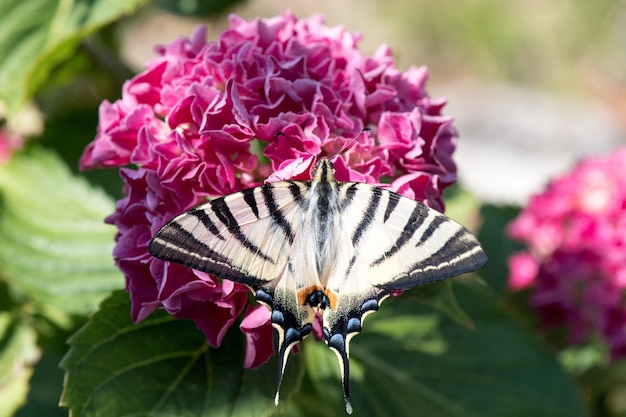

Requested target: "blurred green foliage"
[{"left": 377, "top": 0, "right": 624, "bottom": 92}]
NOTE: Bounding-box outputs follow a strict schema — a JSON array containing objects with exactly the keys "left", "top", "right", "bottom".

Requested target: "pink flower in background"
[
  {"left": 81, "top": 12, "right": 459, "bottom": 368},
  {"left": 0, "top": 129, "right": 23, "bottom": 163},
  {"left": 507, "top": 149, "right": 626, "bottom": 359}
]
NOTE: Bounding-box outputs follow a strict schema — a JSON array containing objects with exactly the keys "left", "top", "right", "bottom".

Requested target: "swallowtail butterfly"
[{"left": 149, "top": 142, "right": 487, "bottom": 414}]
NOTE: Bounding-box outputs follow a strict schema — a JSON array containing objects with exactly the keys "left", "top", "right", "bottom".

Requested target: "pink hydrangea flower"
[
  {"left": 507, "top": 149, "right": 626, "bottom": 359},
  {"left": 81, "top": 12, "right": 459, "bottom": 369}
]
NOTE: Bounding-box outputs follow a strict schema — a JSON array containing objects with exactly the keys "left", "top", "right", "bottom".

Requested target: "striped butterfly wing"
[
  {"left": 149, "top": 180, "right": 323, "bottom": 396},
  {"left": 149, "top": 159, "right": 487, "bottom": 415},
  {"left": 337, "top": 183, "right": 486, "bottom": 290},
  {"left": 150, "top": 184, "right": 297, "bottom": 285},
  {"left": 321, "top": 182, "right": 487, "bottom": 413}
]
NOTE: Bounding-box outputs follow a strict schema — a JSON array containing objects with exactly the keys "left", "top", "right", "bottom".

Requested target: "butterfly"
[{"left": 148, "top": 144, "right": 487, "bottom": 414}]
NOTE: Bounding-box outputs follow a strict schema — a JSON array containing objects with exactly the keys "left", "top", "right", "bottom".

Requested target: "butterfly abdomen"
[{"left": 308, "top": 160, "right": 341, "bottom": 280}]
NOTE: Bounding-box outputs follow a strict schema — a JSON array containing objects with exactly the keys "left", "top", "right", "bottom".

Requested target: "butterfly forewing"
[
  {"left": 331, "top": 182, "right": 486, "bottom": 290},
  {"left": 150, "top": 182, "right": 301, "bottom": 285}
]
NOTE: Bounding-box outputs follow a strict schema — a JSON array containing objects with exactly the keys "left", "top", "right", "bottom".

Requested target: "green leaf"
[
  {"left": 0, "top": 311, "right": 39, "bottom": 417},
  {"left": 155, "top": 0, "right": 247, "bottom": 16},
  {"left": 0, "top": 0, "right": 148, "bottom": 117},
  {"left": 14, "top": 348, "right": 67, "bottom": 417},
  {"left": 0, "top": 148, "right": 122, "bottom": 324},
  {"left": 61, "top": 291, "right": 304, "bottom": 417},
  {"left": 408, "top": 281, "right": 474, "bottom": 329},
  {"left": 442, "top": 185, "right": 482, "bottom": 230},
  {"left": 39, "top": 104, "right": 124, "bottom": 199},
  {"left": 301, "top": 284, "right": 586, "bottom": 417},
  {"left": 477, "top": 204, "right": 523, "bottom": 293}
]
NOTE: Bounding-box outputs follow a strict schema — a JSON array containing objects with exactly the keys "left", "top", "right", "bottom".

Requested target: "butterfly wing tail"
[
  {"left": 326, "top": 333, "right": 354, "bottom": 414},
  {"left": 256, "top": 287, "right": 314, "bottom": 406},
  {"left": 322, "top": 288, "right": 390, "bottom": 415},
  {"left": 272, "top": 323, "right": 304, "bottom": 406}
]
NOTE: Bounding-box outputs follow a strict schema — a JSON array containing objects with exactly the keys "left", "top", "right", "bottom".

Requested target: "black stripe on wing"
[
  {"left": 378, "top": 230, "right": 487, "bottom": 290},
  {"left": 210, "top": 197, "right": 273, "bottom": 261},
  {"left": 262, "top": 184, "right": 297, "bottom": 245},
  {"left": 382, "top": 191, "right": 400, "bottom": 222},
  {"left": 148, "top": 222, "right": 255, "bottom": 283},
  {"left": 351, "top": 187, "right": 382, "bottom": 245},
  {"left": 342, "top": 186, "right": 383, "bottom": 277},
  {"left": 339, "top": 183, "right": 359, "bottom": 211},
  {"left": 370, "top": 203, "right": 430, "bottom": 266},
  {"left": 242, "top": 187, "right": 260, "bottom": 218},
  {"left": 187, "top": 207, "right": 225, "bottom": 240}
]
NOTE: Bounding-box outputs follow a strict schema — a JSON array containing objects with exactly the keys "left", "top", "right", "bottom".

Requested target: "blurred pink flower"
[
  {"left": 81, "top": 12, "right": 459, "bottom": 368},
  {"left": 240, "top": 305, "right": 275, "bottom": 368},
  {"left": 507, "top": 148, "right": 626, "bottom": 359},
  {"left": 0, "top": 129, "right": 23, "bottom": 163},
  {"left": 507, "top": 252, "right": 538, "bottom": 290}
]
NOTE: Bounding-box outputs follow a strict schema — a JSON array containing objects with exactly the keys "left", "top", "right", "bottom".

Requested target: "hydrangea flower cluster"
[
  {"left": 80, "top": 12, "right": 459, "bottom": 368},
  {"left": 507, "top": 149, "right": 626, "bottom": 358}
]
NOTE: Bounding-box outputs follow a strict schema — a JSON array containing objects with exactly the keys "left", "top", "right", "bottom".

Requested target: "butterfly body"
[{"left": 149, "top": 158, "right": 487, "bottom": 414}]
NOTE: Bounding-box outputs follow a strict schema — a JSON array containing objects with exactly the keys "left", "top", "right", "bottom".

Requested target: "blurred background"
[
  {"left": 2, "top": 1, "right": 626, "bottom": 416},
  {"left": 116, "top": 0, "right": 626, "bottom": 205}
]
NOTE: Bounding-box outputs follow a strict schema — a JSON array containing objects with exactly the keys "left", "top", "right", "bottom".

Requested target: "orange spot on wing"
[
  {"left": 324, "top": 289, "right": 338, "bottom": 310},
  {"left": 298, "top": 286, "right": 323, "bottom": 306},
  {"left": 297, "top": 286, "right": 338, "bottom": 310}
]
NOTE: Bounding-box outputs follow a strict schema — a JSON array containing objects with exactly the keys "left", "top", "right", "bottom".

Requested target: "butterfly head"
[
  {"left": 274, "top": 128, "right": 371, "bottom": 182},
  {"left": 310, "top": 158, "right": 336, "bottom": 183},
  {"left": 310, "top": 128, "right": 372, "bottom": 181}
]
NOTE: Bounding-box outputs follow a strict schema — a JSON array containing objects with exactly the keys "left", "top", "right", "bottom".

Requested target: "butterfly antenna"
[
  {"left": 275, "top": 131, "right": 316, "bottom": 158},
  {"left": 275, "top": 128, "right": 370, "bottom": 178},
  {"left": 275, "top": 128, "right": 371, "bottom": 161},
  {"left": 328, "top": 127, "right": 371, "bottom": 162}
]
